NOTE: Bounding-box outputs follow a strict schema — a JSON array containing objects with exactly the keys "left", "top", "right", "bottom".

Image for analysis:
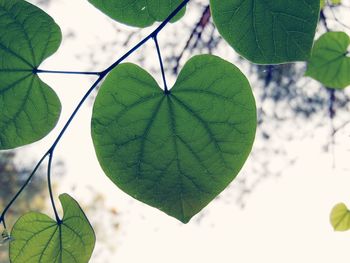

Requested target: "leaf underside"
[
  {"left": 0, "top": 0, "right": 62, "bottom": 149},
  {"left": 9, "top": 194, "right": 96, "bottom": 263},
  {"left": 306, "top": 31, "right": 350, "bottom": 89},
  {"left": 210, "top": 0, "right": 320, "bottom": 64},
  {"left": 88, "top": 0, "right": 186, "bottom": 28},
  {"left": 330, "top": 203, "right": 350, "bottom": 231},
  {"left": 92, "top": 55, "right": 257, "bottom": 223}
]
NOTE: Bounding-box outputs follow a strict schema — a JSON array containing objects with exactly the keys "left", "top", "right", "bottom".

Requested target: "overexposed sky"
[{"left": 16, "top": 0, "right": 350, "bottom": 262}]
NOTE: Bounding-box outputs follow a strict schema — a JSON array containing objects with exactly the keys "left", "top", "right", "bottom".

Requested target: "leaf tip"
[{"left": 178, "top": 216, "right": 192, "bottom": 224}]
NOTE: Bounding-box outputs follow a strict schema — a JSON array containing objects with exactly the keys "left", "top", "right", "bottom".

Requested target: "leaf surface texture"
[
  {"left": 10, "top": 194, "right": 95, "bottom": 263},
  {"left": 306, "top": 32, "right": 350, "bottom": 89},
  {"left": 330, "top": 203, "right": 350, "bottom": 231},
  {"left": 210, "top": 0, "right": 320, "bottom": 64}
]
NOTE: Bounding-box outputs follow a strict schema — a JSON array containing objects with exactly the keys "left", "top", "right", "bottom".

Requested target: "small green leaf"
[
  {"left": 0, "top": 0, "right": 62, "bottom": 149},
  {"left": 330, "top": 203, "right": 350, "bottom": 231},
  {"left": 88, "top": 0, "right": 186, "bottom": 28},
  {"left": 305, "top": 31, "right": 350, "bottom": 89},
  {"left": 210, "top": 0, "right": 320, "bottom": 64},
  {"left": 9, "top": 194, "right": 95, "bottom": 263},
  {"left": 91, "top": 55, "right": 257, "bottom": 223}
]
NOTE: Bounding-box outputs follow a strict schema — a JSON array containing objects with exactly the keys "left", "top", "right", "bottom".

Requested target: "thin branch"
[
  {"left": 52, "top": 0, "right": 190, "bottom": 150},
  {"left": 329, "top": 6, "right": 350, "bottom": 30},
  {"left": 173, "top": 5, "right": 211, "bottom": 74},
  {"left": 35, "top": 69, "right": 101, "bottom": 76},
  {"left": 47, "top": 152, "right": 60, "bottom": 222},
  {"left": 326, "top": 88, "right": 336, "bottom": 168},
  {"left": 101, "top": 0, "right": 190, "bottom": 75},
  {"left": 324, "top": 0, "right": 350, "bottom": 30},
  {"left": 320, "top": 10, "right": 330, "bottom": 31},
  {"left": 50, "top": 76, "right": 103, "bottom": 151},
  {"left": 153, "top": 36, "right": 169, "bottom": 94}
]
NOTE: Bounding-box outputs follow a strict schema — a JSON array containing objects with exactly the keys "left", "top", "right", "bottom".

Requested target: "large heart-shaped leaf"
[
  {"left": 9, "top": 194, "right": 95, "bottom": 263},
  {"left": 210, "top": 0, "right": 320, "bottom": 64},
  {"left": 330, "top": 203, "right": 350, "bottom": 231},
  {"left": 91, "top": 55, "right": 257, "bottom": 223},
  {"left": 305, "top": 32, "right": 350, "bottom": 89},
  {"left": 88, "top": 0, "right": 186, "bottom": 28},
  {"left": 0, "top": 0, "right": 62, "bottom": 149}
]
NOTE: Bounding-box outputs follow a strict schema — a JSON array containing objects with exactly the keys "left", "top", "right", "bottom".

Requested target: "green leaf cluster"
[
  {"left": 1, "top": 0, "right": 349, "bottom": 261},
  {"left": 89, "top": 0, "right": 321, "bottom": 64}
]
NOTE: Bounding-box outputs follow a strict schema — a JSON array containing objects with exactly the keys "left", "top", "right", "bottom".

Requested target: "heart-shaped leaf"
[
  {"left": 9, "top": 194, "right": 95, "bottom": 263},
  {"left": 0, "top": 0, "right": 62, "bottom": 149},
  {"left": 88, "top": 0, "right": 186, "bottom": 28},
  {"left": 305, "top": 32, "right": 350, "bottom": 89},
  {"left": 330, "top": 203, "right": 350, "bottom": 231},
  {"left": 210, "top": 0, "right": 320, "bottom": 64},
  {"left": 91, "top": 55, "right": 257, "bottom": 223}
]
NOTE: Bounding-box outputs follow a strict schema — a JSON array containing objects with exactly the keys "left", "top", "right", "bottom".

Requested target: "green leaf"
[
  {"left": 91, "top": 55, "right": 257, "bottom": 223},
  {"left": 9, "top": 194, "right": 95, "bottom": 263},
  {"left": 330, "top": 203, "right": 350, "bottom": 231},
  {"left": 88, "top": 0, "right": 186, "bottom": 28},
  {"left": 305, "top": 32, "right": 350, "bottom": 89},
  {"left": 210, "top": 0, "right": 320, "bottom": 64},
  {"left": 0, "top": 0, "right": 62, "bottom": 149}
]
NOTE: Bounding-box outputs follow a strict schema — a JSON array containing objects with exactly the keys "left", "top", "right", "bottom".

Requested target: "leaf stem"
[
  {"left": 50, "top": 76, "right": 103, "bottom": 151},
  {"left": 51, "top": 0, "right": 190, "bottom": 149},
  {"left": 35, "top": 69, "right": 101, "bottom": 76},
  {"left": 100, "top": 0, "right": 190, "bottom": 75},
  {"left": 153, "top": 36, "right": 169, "bottom": 94},
  {"left": 47, "top": 151, "right": 60, "bottom": 222},
  {"left": 0, "top": 0, "right": 190, "bottom": 227}
]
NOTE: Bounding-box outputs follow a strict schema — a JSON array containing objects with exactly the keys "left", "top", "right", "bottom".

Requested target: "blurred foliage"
[
  {"left": 83, "top": 188, "right": 120, "bottom": 261},
  {"left": 0, "top": 151, "right": 48, "bottom": 262},
  {"left": 0, "top": 150, "right": 120, "bottom": 262}
]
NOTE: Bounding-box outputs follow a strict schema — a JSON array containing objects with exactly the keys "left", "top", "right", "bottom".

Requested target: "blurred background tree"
[{"left": 0, "top": 151, "right": 48, "bottom": 262}]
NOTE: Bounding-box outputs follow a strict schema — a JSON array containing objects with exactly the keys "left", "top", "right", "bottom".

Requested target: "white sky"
[{"left": 15, "top": 0, "right": 350, "bottom": 262}]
